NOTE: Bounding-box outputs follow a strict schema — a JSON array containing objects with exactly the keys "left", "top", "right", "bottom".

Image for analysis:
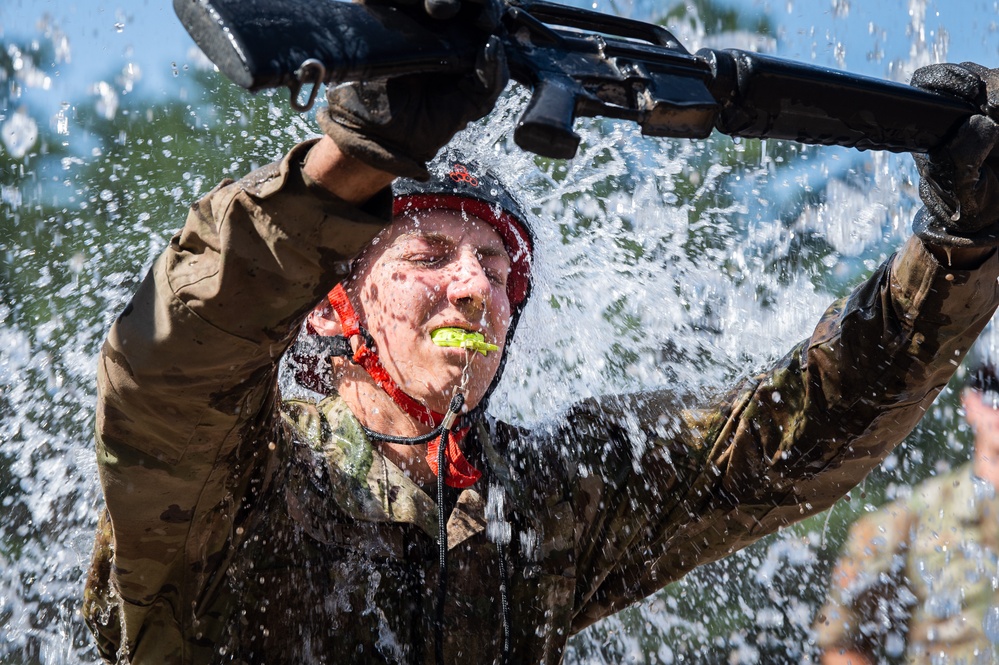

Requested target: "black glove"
[
  {"left": 316, "top": 0, "right": 508, "bottom": 180},
  {"left": 911, "top": 62, "right": 999, "bottom": 246}
]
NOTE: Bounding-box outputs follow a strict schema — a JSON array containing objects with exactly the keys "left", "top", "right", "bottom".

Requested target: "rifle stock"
[
  {"left": 174, "top": 0, "right": 977, "bottom": 159},
  {"left": 174, "top": 0, "right": 481, "bottom": 107}
]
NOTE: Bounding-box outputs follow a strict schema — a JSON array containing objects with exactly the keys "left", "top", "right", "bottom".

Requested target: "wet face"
[
  {"left": 327, "top": 209, "right": 513, "bottom": 414},
  {"left": 964, "top": 389, "right": 999, "bottom": 490}
]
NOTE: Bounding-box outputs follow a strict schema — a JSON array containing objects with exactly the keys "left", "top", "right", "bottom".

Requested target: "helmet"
[{"left": 392, "top": 151, "right": 533, "bottom": 308}]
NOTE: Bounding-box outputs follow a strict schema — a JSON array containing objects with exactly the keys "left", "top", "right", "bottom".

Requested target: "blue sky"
[{"left": 768, "top": 0, "right": 998, "bottom": 73}]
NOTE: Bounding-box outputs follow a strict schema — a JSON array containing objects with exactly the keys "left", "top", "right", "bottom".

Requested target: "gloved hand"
[
  {"left": 316, "top": 0, "right": 508, "bottom": 180},
  {"left": 911, "top": 62, "right": 999, "bottom": 246}
]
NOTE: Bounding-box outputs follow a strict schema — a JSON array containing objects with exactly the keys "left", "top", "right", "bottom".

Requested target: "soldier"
[
  {"left": 83, "top": 0, "right": 999, "bottom": 663},
  {"left": 816, "top": 364, "right": 999, "bottom": 665}
]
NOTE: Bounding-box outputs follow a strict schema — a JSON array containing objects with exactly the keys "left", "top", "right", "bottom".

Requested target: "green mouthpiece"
[{"left": 431, "top": 327, "right": 499, "bottom": 356}]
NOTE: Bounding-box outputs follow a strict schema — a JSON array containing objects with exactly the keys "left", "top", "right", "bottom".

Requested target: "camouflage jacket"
[
  {"left": 815, "top": 464, "right": 999, "bottom": 664},
  {"left": 84, "top": 139, "right": 999, "bottom": 664}
]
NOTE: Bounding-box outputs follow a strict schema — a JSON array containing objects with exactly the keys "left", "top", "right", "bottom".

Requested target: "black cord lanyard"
[{"left": 363, "top": 393, "right": 511, "bottom": 665}]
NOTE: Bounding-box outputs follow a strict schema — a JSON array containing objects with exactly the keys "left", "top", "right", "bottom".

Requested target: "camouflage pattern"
[
  {"left": 815, "top": 465, "right": 999, "bottom": 664},
  {"left": 84, "top": 138, "right": 999, "bottom": 664}
]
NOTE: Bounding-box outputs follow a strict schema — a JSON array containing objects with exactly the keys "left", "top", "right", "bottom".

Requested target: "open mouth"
[{"left": 430, "top": 327, "right": 499, "bottom": 356}]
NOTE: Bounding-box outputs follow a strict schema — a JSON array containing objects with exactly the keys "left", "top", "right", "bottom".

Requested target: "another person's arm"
[
  {"left": 820, "top": 651, "right": 873, "bottom": 665},
  {"left": 814, "top": 506, "right": 915, "bottom": 665}
]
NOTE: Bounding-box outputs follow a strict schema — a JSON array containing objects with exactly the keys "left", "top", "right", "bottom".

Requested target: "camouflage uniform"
[
  {"left": 815, "top": 464, "right": 999, "bottom": 664},
  {"left": 84, "top": 139, "right": 999, "bottom": 664}
]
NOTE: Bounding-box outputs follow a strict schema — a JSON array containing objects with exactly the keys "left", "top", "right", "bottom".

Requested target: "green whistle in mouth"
[{"left": 431, "top": 328, "right": 499, "bottom": 356}]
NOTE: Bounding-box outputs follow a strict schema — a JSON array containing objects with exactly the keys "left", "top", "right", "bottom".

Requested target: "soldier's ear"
[{"left": 307, "top": 302, "right": 344, "bottom": 337}]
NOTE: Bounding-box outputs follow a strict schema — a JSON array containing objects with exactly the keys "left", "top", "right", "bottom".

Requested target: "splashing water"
[
  {"left": 2, "top": 0, "right": 999, "bottom": 663},
  {"left": 1, "top": 107, "right": 38, "bottom": 159}
]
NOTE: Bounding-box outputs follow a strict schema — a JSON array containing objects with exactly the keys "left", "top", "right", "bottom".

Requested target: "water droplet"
[
  {"left": 984, "top": 606, "right": 999, "bottom": 643},
  {"left": 89, "top": 81, "right": 119, "bottom": 120},
  {"left": 1, "top": 108, "right": 39, "bottom": 158}
]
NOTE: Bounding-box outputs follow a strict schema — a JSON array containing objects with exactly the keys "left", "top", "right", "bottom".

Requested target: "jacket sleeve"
[
  {"left": 562, "top": 236, "right": 999, "bottom": 631},
  {"left": 93, "top": 140, "right": 391, "bottom": 651},
  {"left": 812, "top": 502, "right": 915, "bottom": 657}
]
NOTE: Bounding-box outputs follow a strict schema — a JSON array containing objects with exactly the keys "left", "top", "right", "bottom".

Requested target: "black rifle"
[{"left": 174, "top": 0, "right": 976, "bottom": 160}]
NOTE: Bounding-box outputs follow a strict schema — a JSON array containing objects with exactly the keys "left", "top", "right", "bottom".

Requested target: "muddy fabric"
[
  {"left": 84, "top": 139, "right": 999, "bottom": 664},
  {"left": 815, "top": 465, "right": 999, "bottom": 664}
]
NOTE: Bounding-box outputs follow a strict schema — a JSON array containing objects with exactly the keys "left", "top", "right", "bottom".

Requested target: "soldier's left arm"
[
  {"left": 562, "top": 233, "right": 999, "bottom": 631},
  {"left": 562, "top": 61, "right": 999, "bottom": 630}
]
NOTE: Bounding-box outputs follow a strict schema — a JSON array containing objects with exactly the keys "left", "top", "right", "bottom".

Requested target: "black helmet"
[{"left": 392, "top": 151, "right": 533, "bottom": 308}]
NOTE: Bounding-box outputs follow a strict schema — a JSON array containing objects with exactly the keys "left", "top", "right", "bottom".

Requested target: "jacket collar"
[{"left": 313, "top": 396, "right": 489, "bottom": 548}]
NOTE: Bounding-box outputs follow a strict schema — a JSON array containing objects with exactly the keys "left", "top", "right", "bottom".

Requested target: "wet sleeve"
[
  {"left": 93, "top": 140, "right": 391, "bottom": 629},
  {"left": 564, "top": 236, "right": 999, "bottom": 630},
  {"left": 813, "top": 505, "right": 915, "bottom": 657}
]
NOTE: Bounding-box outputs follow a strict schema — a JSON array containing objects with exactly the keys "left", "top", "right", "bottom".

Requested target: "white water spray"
[{"left": 1, "top": 0, "right": 997, "bottom": 663}]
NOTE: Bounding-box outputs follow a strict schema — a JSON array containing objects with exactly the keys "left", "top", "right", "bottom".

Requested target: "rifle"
[{"left": 173, "top": 0, "right": 976, "bottom": 160}]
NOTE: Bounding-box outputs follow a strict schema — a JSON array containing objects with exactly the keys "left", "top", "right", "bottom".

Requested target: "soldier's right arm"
[{"left": 94, "top": 137, "right": 393, "bottom": 646}]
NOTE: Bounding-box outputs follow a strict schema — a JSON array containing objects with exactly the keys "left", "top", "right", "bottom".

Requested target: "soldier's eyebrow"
[
  {"left": 476, "top": 244, "right": 511, "bottom": 261},
  {"left": 400, "top": 231, "right": 510, "bottom": 261},
  {"left": 398, "top": 230, "right": 448, "bottom": 242}
]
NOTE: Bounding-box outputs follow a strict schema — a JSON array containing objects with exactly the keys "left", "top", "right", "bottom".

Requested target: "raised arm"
[
  {"left": 92, "top": 139, "right": 395, "bottom": 638},
  {"left": 559, "top": 62, "right": 999, "bottom": 630},
  {"left": 87, "top": 7, "right": 509, "bottom": 654}
]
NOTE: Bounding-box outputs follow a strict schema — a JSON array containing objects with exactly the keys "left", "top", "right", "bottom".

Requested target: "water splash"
[
  {"left": 2, "top": 0, "right": 998, "bottom": 663},
  {"left": 1, "top": 107, "right": 38, "bottom": 158}
]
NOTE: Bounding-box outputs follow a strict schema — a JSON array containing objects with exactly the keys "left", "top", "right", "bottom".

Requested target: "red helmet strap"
[{"left": 325, "top": 284, "right": 482, "bottom": 488}]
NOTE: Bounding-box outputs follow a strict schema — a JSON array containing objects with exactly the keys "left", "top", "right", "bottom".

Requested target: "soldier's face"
[
  {"left": 965, "top": 389, "right": 999, "bottom": 489},
  {"left": 342, "top": 209, "right": 513, "bottom": 414}
]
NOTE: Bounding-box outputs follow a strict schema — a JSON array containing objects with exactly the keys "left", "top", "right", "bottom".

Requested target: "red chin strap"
[{"left": 326, "top": 284, "right": 482, "bottom": 488}]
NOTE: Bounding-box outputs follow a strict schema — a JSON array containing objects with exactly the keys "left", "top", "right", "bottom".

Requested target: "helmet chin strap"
[{"left": 325, "top": 284, "right": 482, "bottom": 488}]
